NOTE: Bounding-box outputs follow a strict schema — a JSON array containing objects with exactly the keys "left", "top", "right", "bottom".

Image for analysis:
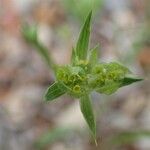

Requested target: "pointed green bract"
[
  {"left": 121, "top": 75, "right": 143, "bottom": 86},
  {"left": 45, "top": 82, "right": 67, "bottom": 101},
  {"left": 76, "top": 11, "right": 92, "bottom": 60},
  {"left": 80, "top": 94, "right": 96, "bottom": 140}
]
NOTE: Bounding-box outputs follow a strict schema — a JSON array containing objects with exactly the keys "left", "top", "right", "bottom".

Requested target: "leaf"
[
  {"left": 44, "top": 82, "right": 67, "bottom": 101},
  {"left": 76, "top": 11, "right": 92, "bottom": 60},
  {"left": 121, "top": 75, "right": 143, "bottom": 86},
  {"left": 89, "top": 45, "right": 99, "bottom": 67},
  {"left": 79, "top": 94, "right": 96, "bottom": 141}
]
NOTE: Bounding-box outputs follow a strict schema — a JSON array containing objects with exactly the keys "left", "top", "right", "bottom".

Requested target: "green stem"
[{"left": 33, "top": 41, "right": 57, "bottom": 72}]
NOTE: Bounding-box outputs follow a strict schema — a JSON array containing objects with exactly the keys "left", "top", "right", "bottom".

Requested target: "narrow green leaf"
[
  {"left": 44, "top": 82, "right": 67, "bottom": 101},
  {"left": 76, "top": 11, "right": 92, "bottom": 60},
  {"left": 121, "top": 75, "right": 143, "bottom": 86},
  {"left": 79, "top": 94, "right": 96, "bottom": 141},
  {"left": 89, "top": 45, "right": 99, "bottom": 66}
]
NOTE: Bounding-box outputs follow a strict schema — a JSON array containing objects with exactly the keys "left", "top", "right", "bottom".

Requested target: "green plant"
[
  {"left": 22, "top": 11, "right": 143, "bottom": 144},
  {"left": 35, "top": 127, "right": 74, "bottom": 150},
  {"left": 110, "top": 130, "right": 150, "bottom": 147}
]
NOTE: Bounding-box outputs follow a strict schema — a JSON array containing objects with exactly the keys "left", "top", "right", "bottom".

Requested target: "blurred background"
[{"left": 0, "top": 0, "right": 150, "bottom": 150}]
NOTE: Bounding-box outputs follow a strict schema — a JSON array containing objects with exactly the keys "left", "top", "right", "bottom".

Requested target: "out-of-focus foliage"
[
  {"left": 62, "top": 0, "right": 104, "bottom": 21},
  {"left": 35, "top": 127, "right": 74, "bottom": 150},
  {"left": 110, "top": 130, "right": 150, "bottom": 147}
]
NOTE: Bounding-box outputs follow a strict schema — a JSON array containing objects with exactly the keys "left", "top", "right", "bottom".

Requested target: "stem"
[{"left": 33, "top": 41, "right": 57, "bottom": 72}]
